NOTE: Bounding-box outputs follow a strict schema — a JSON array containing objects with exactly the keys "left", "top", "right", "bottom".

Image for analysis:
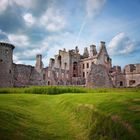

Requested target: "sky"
[{"left": 0, "top": 0, "right": 140, "bottom": 68}]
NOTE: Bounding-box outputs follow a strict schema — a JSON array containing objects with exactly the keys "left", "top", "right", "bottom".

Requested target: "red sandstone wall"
[{"left": 13, "top": 64, "right": 45, "bottom": 87}]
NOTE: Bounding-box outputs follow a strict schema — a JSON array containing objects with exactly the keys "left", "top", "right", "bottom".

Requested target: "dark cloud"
[{"left": 0, "top": 5, "right": 25, "bottom": 33}]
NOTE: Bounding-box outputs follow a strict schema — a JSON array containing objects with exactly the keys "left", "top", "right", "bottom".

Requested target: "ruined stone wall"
[
  {"left": 125, "top": 74, "right": 140, "bottom": 87},
  {"left": 46, "top": 66, "right": 70, "bottom": 86},
  {"left": 112, "top": 73, "right": 126, "bottom": 88},
  {"left": 13, "top": 64, "right": 45, "bottom": 87},
  {"left": 69, "top": 50, "right": 81, "bottom": 79},
  {"left": 89, "top": 45, "right": 97, "bottom": 57},
  {"left": 124, "top": 64, "right": 140, "bottom": 87},
  {"left": 96, "top": 42, "right": 112, "bottom": 70},
  {"left": 96, "top": 52, "right": 112, "bottom": 71},
  {"left": 54, "top": 50, "right": 70, "bottom": 70},
  {"left": 80, "top": 58, "right": 96, "bottom": 80},
  {"left": 86, "top": 63, "right": 113, "bottom": 88},
  {"left": 124, "top": 64, "right": 140, "bottom": 74},
  {"left": 110, "top": 66, "right": 126, "bottom": 88},
  {"left": 35, "top": 54, "right": 44, "bottom": 73},
  {"left": 59, "top": 50, "right": 70, "bottom": 70},
  {"left": 53, "top": 68, "right": 69, "bottom": 85},
  {"left": 1, "top": 41, "right": 140, "bottom": 88}
]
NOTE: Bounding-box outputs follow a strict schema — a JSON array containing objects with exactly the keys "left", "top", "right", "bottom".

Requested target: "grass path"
[
  {"left": 0, "top": 94, "right": 86, "bottom": 140},
  {"left": 0, "top": 90, "right": 140, "bottom": 140}
]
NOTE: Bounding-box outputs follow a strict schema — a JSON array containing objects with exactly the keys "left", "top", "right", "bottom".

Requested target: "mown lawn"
[{"left": 0, "top": 87, "right": 140, "bottom": 140}]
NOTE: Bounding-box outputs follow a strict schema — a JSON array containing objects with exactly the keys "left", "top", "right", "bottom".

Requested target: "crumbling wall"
[
  {"left": 112, "top": 73, "right": 126, "bottom": 88},
  {"left": 110, "top": 66, "right": 126, "bottom": 88},
  {"left": 96, "top": 42, "right": 112, "bottom": 70},
  {"left": 86, "top": 63, "right": 113, "bottom": 88},
  {"left": 124, "top": 64, "right": 140, "bottom": 87},
  {"left": 13, "top": 64, "right": 45, "bottom": 87}
]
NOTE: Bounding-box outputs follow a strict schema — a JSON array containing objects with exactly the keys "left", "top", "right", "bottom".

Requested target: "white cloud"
[
  {"left": 76, "top": 0, "right": 106, "bottom": 45},
  {"left": 22, "top": 7, "right": 66, "bottom": 31},
  {"left": 12, "top": 0, "right": 33, "bottom": 8},
  {"left": 86, "top": 0, "right": 106, "bottom": 18},
  {"left": 0, "top": 0, "right": 8, "bottom": 13},
  {"left": 0, "top": 0, "right": 35, "bottom": 13},
  {"left": 40, "top": 8, "right": 66, "bottom": 32},
  {"left": 26, "top": 41, "right": 48, "bottom": 58},
  {"left": 13, "top": 37, "right": 49, "bottom": 63},
  {"left": 44, "top": 31, "right": 88, "bottom": 64},
  {"left": 13, "top": 55, "right": 23, "bottom": 64},
  {"left": 0, "top": 29, "right": 6, "bottom": 35},
  {"left": 23, "top": 13, "right": 36, "bottom": 26},
  {"left": 108, "top": 32, "right": 136, "bottom": 55},
  {"left": 0, "top": 0, "right": 66, "bottom": 32},
  {"left": 8, "top": 34, "right": 29, "bottom": 47},
  {"left": 0, "top": 30, "right": 8, "bottom": 43}
]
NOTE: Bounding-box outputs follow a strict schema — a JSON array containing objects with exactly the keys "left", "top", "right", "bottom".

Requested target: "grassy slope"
[{"left": 0, "top": 88, "right": 140, "bottom": 140}]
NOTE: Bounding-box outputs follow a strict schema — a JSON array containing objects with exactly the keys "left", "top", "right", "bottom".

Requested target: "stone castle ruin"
[{"left": 0, "top": 41, "right": 140, "bottom": 88}]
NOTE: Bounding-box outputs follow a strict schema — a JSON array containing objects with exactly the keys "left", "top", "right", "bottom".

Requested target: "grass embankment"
[{"left": 0, "top": 87, "right": 140, "bottom": 140}]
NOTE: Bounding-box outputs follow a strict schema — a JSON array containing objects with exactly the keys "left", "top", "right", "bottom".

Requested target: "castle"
[{"left": 0, "top": 41, "right": 140, "bottom": 88}]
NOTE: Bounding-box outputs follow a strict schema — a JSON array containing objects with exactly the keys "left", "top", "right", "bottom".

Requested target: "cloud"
[
  {"left": 40, "top": 8, "right": 66, "bottom": 32},
  {"left": 7, "top": 34, "right": 29, "bottom": 47},
  {"left": 0, "top": 0, "right": 138, "bottom": 67},
  {"left": 108, "top": 32, "right": 136, "bottom": 55},
  {"left": 76, "top": 0, "right": 106, "bottom": 45},
  {"left": 22, "top": 6, "right": 66, "bottom": 32},
  {"left": 0, "top": 0, "right": 35, "bottom": 14},
  {"left": 12, "top": 0, "right": 33, "bottom": 8},
  {"left": 86, "top": 0, "right": 106, "bottom": 18},
  {"left": 23, "top": 13, "right": 36, "bottom": 26},
  {"left": 14, "top": 38, "right": 49, "bottom": 61},
  {"left": 0, "top": 0, "right": 9, "bottom": 13},
  {"left": 13, "top": 55, "right": 23, "bottom": 64},
  {"left": 0, "top": 29, "right": 8, "bottom": 41}
]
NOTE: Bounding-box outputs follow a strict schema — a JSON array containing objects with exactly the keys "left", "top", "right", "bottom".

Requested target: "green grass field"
[{"left": 0, "top": 87, "right": 140, "bottom": 140}]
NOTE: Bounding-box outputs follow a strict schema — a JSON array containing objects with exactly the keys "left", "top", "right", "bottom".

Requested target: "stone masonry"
[
  {"left": 86, "top": 64, "right": 113, "bottom": 88},
  {"left": 0, "top": 41, "right": 140, "bottom": 87}
]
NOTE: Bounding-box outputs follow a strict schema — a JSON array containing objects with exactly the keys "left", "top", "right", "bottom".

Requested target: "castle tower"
[
  {"left": 68, "top": 49, "right": 81, "bottom": 85},
  {"left": 35, "top": 54, "right": 44, "bottom": 73},
  {"left": 89, "top": 45, "right": 97, "bottom": 57},
  {"left": 0, "top": 42, "right": 15, "bottom": 87},
  {"left": 83, "top": 47, "right": 89, "bottom": 58}
]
